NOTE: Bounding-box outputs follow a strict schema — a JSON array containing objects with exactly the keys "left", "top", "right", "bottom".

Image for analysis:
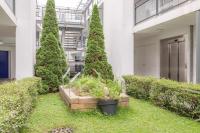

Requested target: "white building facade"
[
  {"left": 1, "top": 0, "right": 199, "bottom": 83},
  {"left": 85, "top": 0, "right": 134, "bottom": 79},
  {"left": 133, "top": 0, "right": 200, "bottom": 83},
  {"left": 91, "top": 0, "right": 200, "bottom": 83},
  {"left": 0, "top": 0, "right": 36, "bottom": 80}
]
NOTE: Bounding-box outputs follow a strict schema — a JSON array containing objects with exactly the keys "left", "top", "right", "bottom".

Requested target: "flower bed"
[{"left": 59, "top": 86, "right": 129, "bottom": 111}]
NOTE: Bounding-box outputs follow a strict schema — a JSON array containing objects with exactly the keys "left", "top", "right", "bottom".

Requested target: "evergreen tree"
[
  {"left": 84, "top": 5, "right": 114, "bottom": 80},
  {"left": 40, "top": 0, "right": 68, "bottom": 79},
  {"left": 35, "top": 0, "right": 68, "bottom": 93},
  {"left": 40, "top": 0, "right": 58, "bottom": 42},
  {"left": 35, "top": 33, "right": 62, "bottom": 93}
]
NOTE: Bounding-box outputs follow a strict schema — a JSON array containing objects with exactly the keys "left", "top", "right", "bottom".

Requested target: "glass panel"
[
  {"left": 135, "top": 0, "right": 156, "bottom": 23},
  {"left": 158, "top": 0, "right": 187, "bottom": 12},
  {"left": 135, "top": 0, "right": 189, "bottom": 24}
]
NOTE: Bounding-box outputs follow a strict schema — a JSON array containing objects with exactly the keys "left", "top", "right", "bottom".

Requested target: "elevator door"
[{"left": 160, "top": 37, "right": 186, "bottom": 82}]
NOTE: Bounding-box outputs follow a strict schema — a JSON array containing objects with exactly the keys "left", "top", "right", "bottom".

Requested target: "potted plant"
[
  {"left": 68, "top": 76, "right": 122, "bottom": 115},
  {"left": 91, "top": 80, "right": 121, "bottom": 115}
]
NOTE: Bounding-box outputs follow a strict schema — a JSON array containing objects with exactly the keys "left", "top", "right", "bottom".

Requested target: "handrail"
[
  {"left": 62, "top": 68, "right": 70, "bottom": 85},
  {"left": 70, "top": 72, "right": 81, "bottom": 83}
]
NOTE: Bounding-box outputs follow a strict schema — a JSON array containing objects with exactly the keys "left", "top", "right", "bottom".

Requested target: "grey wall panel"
[
  {"left": 170, "top": 43, "right": 179, "bottom": 81},
  {"left": 179, "top": 42, "right": 186, "bottom": 82}
]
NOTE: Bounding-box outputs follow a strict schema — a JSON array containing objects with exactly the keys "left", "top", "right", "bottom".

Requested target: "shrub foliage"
[
  {"left": 68, "top": 76, "right": 121, "bottom": 99},
  {"left": 123, "top": 75, "right": 156, "bottom": 99},
  {"left": 0, "top": 77, "right": 41, "bottom": 133},
  {"left": 35, "top": 34, "right": 63, "bottom": 93},
  {"left": 35, "top": 0, "right": 68, "bottom": 93},
  {"left": 123, "top": 75, "right": 200, "bottom": 119},
  {"left": 150, "top": 79, "right": 200, "bottom": 119},
  {"left": 84, "top": 5, "right": 114, "bottom": 80}
]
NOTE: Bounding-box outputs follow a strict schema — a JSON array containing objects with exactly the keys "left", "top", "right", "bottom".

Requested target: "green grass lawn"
[{"left": 22, "top": 93, "right": 200, "bottom": 133}]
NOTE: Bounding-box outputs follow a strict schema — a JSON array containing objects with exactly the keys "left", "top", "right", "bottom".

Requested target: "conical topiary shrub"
[
  {"left": 35, "top": 33, "right": 62, "bottom": 93},
  {"left": 40, "top": 0, "right": 68, "bottom": 80},
  {"left": 35, "top": 0, "right": 68, "bottom": 93},
  {"left": 84, "top": 5, "right": 114, "bottom": 80}
]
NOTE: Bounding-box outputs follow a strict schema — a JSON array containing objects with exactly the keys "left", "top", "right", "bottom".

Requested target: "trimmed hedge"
[
  {"left": 0, "top": 77, "right": 42, "bottom": 133},
  {"left": 123, "top": 75, "right": 200, "bottom": 119},
  {"left": 150, "top": 79, "right": 200, "bottom": 119},
  {"left": 123, "top": 75, "right": 156, "bottom": 99}
]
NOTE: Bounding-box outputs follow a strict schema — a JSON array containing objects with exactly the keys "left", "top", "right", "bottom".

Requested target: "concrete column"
[
  {"left": 195, "top": 10, "right": 200, "bottom": 83},
  {"left": 104, "top": 0, "right": 134, "bottom": 78},
  {"left": 15, "top": 0, "right": 36, "bottom": 79}
]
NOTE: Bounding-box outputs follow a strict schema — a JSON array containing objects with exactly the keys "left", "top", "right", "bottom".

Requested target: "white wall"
[
  {"left": 104, "top": 0, "right": 134, "bottom": 78},
  {"left": 15, "top": 0, "right": 36, "bottom": 79},
  {"left": 135, "top": 40, "right": 160, "bottom": 77},
  {"left": 0, "top": 45, "right": 15, "bottom": 79},
  {"left": 134, "top": 26, "right": 191, "bottom": 81}
]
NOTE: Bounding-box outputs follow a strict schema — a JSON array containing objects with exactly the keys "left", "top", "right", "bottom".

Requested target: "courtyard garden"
[
  {"left": 22, "top": 93, "right": 200, "bottom": 133},
  {"left": 1, "top": 0, "right": 200, "bottom": 132}
]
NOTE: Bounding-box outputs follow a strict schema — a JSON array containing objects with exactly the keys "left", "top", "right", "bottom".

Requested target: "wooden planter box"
[{"left": 59, "top": 86, "right": 129, "bottom": 111}]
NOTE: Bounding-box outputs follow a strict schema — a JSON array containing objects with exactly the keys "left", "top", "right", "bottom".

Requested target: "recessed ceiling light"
[{"left": 0, "top": 41, "right": 4, "bottom": 45}]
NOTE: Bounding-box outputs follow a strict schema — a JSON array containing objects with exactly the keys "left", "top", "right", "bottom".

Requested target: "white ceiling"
[
  {"left": 135, "top": 12, "right": 196, "bottom": 41},
  {"left": 0, "top": 26, "right": 15, "bottom": 44},
  {"left": 0, "top": 5, "right": 16, "bottom": 26}
]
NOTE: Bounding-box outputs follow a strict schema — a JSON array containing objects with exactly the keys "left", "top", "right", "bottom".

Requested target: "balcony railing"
[
  {"left": 135, "top": 0, "right": 189, "bottom": 24},
  {"left": 36, "top": 6, "right": 85, "bottom": 25},
  {"left": 4, "top": 0, "right": 15, "bottom": 14}
]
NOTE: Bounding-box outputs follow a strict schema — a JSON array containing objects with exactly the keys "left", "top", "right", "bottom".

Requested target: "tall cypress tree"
[
  {"left": 35, "top": 33, "right": 62, "bottom": 93},
  {"left": 84, "top": 5, "right": 114, "bottom": 80},
  {"left": 40, "top": 0, "right": 68, "bottom": 79},
  {"left": 35, "top": 0, "right": 68, "bottom": 93}
]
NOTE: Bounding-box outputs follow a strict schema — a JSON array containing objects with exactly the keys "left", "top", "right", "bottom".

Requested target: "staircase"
[
  {"left": 36, "top": 5, "right": 87, "bottom": 77},
  {"left": 62, "top": 28, "right": 85, "bottom": 77},
  {"left": 63, "top": 31, "right": 81, "bottom": 50}
]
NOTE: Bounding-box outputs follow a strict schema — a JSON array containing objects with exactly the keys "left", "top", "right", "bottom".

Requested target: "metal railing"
[
  {"left": 135, "top": 0, "right": 189, "bottom": 24},
  {"left": 4, "top": 0, "right": 15, "bottom": 14},
  {"left": 84, "top": 0, "right": 103, "bottom": 19},
  {"left": 36, "top": 6, "right": 85, "bottom": 25}
]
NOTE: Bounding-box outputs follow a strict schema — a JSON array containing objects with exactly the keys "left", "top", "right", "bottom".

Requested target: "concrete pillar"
[
  {"left": 104, "top": 0, "right": 134, "bottom": 78},
  {"left": 195, "top": 10, "right": 200, "bottom": 83},
  {"left": 15, "top": 0, "right": 36, "bottom": 79}
]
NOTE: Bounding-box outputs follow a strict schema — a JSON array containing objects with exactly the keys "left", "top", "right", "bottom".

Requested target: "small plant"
[
  {"left": 68, "top": 76, "right": 105, "bottom": 97},
  {"left": 106, "top": 80, "right": 121, "bottom": 100},
  {"left": 69, "top": 76, "right": 121, "bottom": 99},
  {"left": 69, "top": 76, "right": 122, "bottom": 115}
]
